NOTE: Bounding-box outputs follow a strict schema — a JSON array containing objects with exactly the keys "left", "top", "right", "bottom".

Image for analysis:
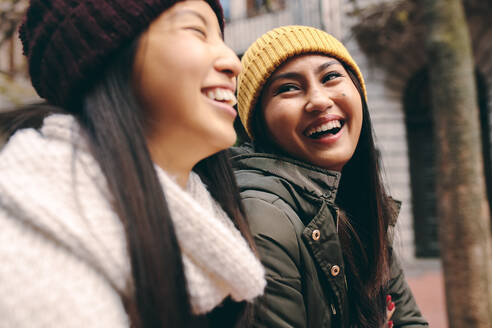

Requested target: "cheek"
[
  {"left": 264, "top": 107, "right": 280, "bottom": 135},
  {"left": 352, "top": 100, "right": 363, "bottom": 132},
  {"left": 349, "top": 100, "right": 364, "bottom": 146},
  {"left": 264, "top": 101, "right": 300, "bottom": 136},
  {"left": 340, "top": 87, "right": 363, "bottom": 128},
  {"left": 137, "top": 54, "right": 200, "bottom": 120},
  {"left": 264, "top": 107, "right": 288, "bottom": 143},
  {"left": 138, "top": 70, "right": 176, "bottom": 119}
]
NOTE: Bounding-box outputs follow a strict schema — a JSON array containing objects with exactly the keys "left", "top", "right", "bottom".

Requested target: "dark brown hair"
[
  {"left": 335, "top": 66, "right": 393, "bottom": 327},
  {"left": 1, "top": 37, "right": 254, "bottom": 328},
  {"left": 250, "top": 61, "right": 393, "bottom": 328}
]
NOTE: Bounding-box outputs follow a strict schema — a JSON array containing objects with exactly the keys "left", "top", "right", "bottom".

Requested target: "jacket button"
[
  {"left": 312, "top": 229, "right": 321, "bottom": 241},
  {"left": 331, "top": 265, "right": 340, "bottom": 277}
]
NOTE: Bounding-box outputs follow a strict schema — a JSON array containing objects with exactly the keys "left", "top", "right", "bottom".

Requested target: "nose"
[
  {"left": 215, "top": 42, "right": 242, "bottom": 80},
  {"left": 304, "top": 84, "right": 334, "bottom": 113}
]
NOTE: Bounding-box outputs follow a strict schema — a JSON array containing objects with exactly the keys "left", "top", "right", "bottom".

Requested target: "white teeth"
[
  {"left": 205, "top": 88, "right": 237, "bottom": 106},
  {"left": 216, "top": 89, "right": 225, "bottom": 100},
  {"left": 306, "top": 120, "right": 342, "bottom": 137}
]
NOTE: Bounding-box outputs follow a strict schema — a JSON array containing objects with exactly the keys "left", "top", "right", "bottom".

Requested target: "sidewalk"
[{"left": 403, "top": 259, "right": 447, "bottom": 328}]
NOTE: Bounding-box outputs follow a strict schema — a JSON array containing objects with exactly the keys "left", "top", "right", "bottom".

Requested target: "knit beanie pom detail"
[{"left": 237, "top": 25, "right": 366, "bottom": 140}]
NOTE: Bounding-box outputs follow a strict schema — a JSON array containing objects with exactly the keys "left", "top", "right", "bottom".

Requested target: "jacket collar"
[{"left": 230, "top": 144, "right": 341, "bottom": 204}]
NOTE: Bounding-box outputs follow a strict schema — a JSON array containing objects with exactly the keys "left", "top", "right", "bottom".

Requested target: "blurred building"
[
  {"left": 223, "top": 0, "right": 341, "bottom": 53},
  {"left": 1, "top": 1, "right": 490, "bottom": 261},
  {"left": 0, "top": 0, "right": 37, "bottom": 108},
  {"left": 223, "top": 0, "right": 492, "bottom": 261}
]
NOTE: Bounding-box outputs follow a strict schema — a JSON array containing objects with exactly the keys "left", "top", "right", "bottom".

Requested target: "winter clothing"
[
  {"left": 230, "top": 144, "right": 429, "bottom": 328},
  {"left": 0, "top": 115, "right": 265, "bottom": 327},
  {"left": 237, "top": 25, "right": 366, "bottom": 139},
  {"left": 19, "top": 0, "right": 224, "bottom": 107}
]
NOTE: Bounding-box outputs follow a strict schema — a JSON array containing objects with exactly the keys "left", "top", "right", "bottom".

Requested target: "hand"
[{"left": 385, "top": 294, "right": 396, "bottom": 328}]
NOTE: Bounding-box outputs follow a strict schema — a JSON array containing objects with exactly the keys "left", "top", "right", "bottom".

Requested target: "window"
[{"left": 247, "top": 0, "right": 286, "bottom": 17}]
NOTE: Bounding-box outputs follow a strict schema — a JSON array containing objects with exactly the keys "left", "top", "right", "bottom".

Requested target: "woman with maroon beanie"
[{"left": 0, "top": 1, "right": 265, "bottom": 327}]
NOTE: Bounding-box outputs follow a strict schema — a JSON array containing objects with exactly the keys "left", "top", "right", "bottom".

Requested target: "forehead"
[
  {"left": 153, "top": 0, "right": 219, "bottom": 26},
  {"left": 272, "top": 54, "right": 344, "bottom": 76}
]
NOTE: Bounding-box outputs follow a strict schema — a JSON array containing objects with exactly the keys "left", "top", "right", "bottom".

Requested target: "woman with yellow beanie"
[
  {"left": 231, "top": 25, "right": 428, "bottom": 328},
  {"left": 0, "top": 1, "right": 266, "bottom": 327}
]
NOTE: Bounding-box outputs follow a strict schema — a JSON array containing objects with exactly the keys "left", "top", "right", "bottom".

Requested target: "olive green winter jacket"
[{"left": 230, "top": 144, "right": 428, "bottom": 328}]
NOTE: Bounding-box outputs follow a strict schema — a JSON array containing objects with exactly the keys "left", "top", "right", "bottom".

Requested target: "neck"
[{"left": 147, "top": 139, "right": 195, "bottom": 188}]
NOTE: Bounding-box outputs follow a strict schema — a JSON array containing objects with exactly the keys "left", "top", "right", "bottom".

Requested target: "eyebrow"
[
  {"left": 171, "top": 9, "right": 223, "bottom": 38},
  {"left": 267, "top": 72, "right": 302, "bottom": 86},
  {"left": 172, "top": 9, "right": 208, "bottom": 26},
  {"left": 268, "top": 60, "right": 341, "bottom": 86},
  {"left": 315, "top": 60, "right": 340, "bottom": 74}
]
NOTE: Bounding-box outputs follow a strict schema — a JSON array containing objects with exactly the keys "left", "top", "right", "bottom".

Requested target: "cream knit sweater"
[{"left": 0, "top": 114, "right": 265, "bottom": 327}]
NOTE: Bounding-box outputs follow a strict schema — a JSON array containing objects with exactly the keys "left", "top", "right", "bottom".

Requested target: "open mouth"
[
  {"left": 305, "top": 120, "right": 345, "bottom": 139},
  {"left": 203, "top": 87, "right": 237, "bottom": 106}
]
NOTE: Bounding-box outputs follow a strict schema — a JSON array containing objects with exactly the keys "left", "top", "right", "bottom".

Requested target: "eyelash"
[
  {"left": 274, "top": 84, "right": 299, "bottom": 95},
  {"left": 273, "top": 71, "right": 344, "bottom": 95},
  {"left": 187, "top": 26, "right": 207, "bottom": 37},
  {"left": 322, "top": 71, "right": 342, "bottom": 83}
]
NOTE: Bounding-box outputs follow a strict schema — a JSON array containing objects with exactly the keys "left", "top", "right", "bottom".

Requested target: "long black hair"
[
  {"left": 250, "top": 61, "right": 394, "bottom": 328},
  {"left": 1, "top": 37, "right": 255, "bottom": 328},
  {"left": 335, "top": 67, "right": 394, "bottom": 328}
]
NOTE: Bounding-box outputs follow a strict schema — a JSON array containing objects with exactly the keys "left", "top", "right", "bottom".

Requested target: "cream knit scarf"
[
  {"left": 0, "top": 114, "right": 265, "bottom": 316},
  {"left": 154, "top": 165, "right": 266, "bottom": 313}
]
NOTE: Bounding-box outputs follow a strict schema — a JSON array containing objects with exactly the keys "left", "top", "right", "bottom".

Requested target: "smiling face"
[
  {"left": 260, "top": 54, "right": 363, "bottom": 171},
  {"left": 133, "top": 0, "right": 241, "bottom": 169}
]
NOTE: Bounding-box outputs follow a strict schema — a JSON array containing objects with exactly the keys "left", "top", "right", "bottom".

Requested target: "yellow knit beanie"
[{"left": 237, "top": 25, "right": 366, "bottom": 140}]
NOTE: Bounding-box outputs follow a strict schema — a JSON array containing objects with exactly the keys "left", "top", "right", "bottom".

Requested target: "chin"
[
  {"left": 209, "top": 132, "right": 237, "bottom": 153},
  {"left": 308, "top": 156, "right": 345, "bottom": 171}
]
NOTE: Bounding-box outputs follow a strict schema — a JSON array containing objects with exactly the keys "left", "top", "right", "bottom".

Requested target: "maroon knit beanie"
[{"left": 19, "top": 0, "right": 224, "bottom": 108}]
